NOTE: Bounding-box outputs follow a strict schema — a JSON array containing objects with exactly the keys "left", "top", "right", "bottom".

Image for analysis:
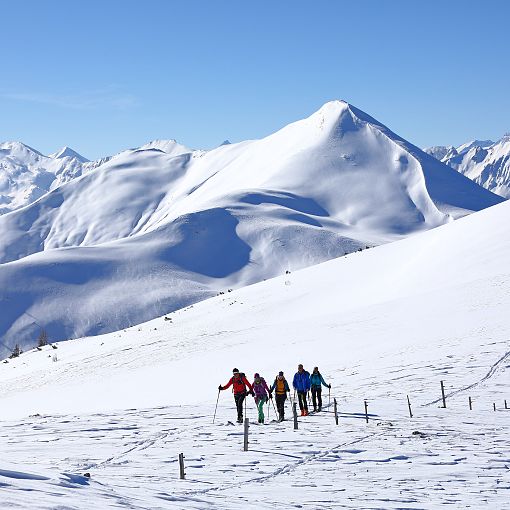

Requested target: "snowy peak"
[
  {"left": 427, "top": 135, "right": 510, "bottom": 198},
  {"left": 424, "top": 145, "right": 456, "bottom": 161},
  {"left": 0, "top": 141, "right": 45, "bottom": 160},
  {"left": 313, "top": 99, "right": 350, "bottom": 120},
  {"left": 456, "top": 139, "right": 494, "bottom": 156},
  {"left": 0, "top": 141, "right": 95, "bottom": 214},
  {"left": 138, "top": 139, "right": 192, "bottom": 157},
  {"left": 50, "top": 146, "right": 89, "bottom": 162},
  {"left": 305, "top": 100, "right": 359, "bottom": 137}
]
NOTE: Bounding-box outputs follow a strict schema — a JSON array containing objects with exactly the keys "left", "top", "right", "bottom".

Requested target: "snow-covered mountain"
[
  {"left": 0, "top": 139, "right": 193, "bottom": 215},
  {"left": 137, "top": 138, "right": 195, "bottom": 157},
  {"left": 0, "top": 101, "right": 503, "bottom": 355},
  {"left": 49, "top": 146, "right": 90, "bottom": 162},
  {"left": 1, "top": 195, "right": 509, "bottom": 508},
  {"left": 0, "top": 142, "right": 91, "bottom": 214},
  {"left": 425, "top": 136, "right": 510, "bottom": 198},
  {"left": 422, "top": 144, "right": 454, "bottom": 161}
]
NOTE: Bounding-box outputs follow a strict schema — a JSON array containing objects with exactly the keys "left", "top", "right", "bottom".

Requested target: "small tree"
[
  {"left": 10, "top": 344, "right": 22, "bottom": 358},
  {"left": 38, "top": 329, "right": 48, "bottom": 347}
]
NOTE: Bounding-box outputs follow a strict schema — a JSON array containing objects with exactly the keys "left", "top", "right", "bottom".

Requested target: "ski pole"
[
  {"left": 212, "top": 389, "right": 221, "bottom": 424},
  {"left": 328, "top": 386, "right": 331, "bottom": 408},
  {"left": 271, "top": 395, "right": 278, "bottom": 416}
]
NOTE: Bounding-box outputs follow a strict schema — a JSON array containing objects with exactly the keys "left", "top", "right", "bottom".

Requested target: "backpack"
[
  {"left": 311, "top": 371, "right": 322, "bottom": 386},
  {"left": 230, "top": 372, "right": 248, "bottom": 393},
  {"left": 274, "top": 377, "right": 287, "bottom": 393}
]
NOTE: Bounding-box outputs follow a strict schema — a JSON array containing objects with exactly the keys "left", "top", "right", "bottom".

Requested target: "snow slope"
[
  {"left": 0, "top": 101, "right": 504, "bottom": 355},
  {"left": 425, "top": 137, "right": 510, "bottom": 198},
  {"left": 0, "top": 198, "right": 508, "bottom": 508}
]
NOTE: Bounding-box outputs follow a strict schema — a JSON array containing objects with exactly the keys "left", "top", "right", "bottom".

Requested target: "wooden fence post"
[
  {"left": 293, "top": 402, "right": 298, "bottom": 430},
  {"left": 407, "top": 395, "right": 413, "bottom": 418},
  {"left": 243, "top": 418, "right": 249, "bottom": 451},
  {"left": 505, "top": 399, "right": 508, "bottom": 410},
  {"left": 440, "top": 380, "right": 446, "bottom": 408},
  {"left": 364, "top": 400, "right": 369, "bottom": 423},
  {"left": 493, "top": 403, "right": 496, "bottom": 412},
  {"left": 469, "top": 396, "right": 472, "bottom": 410},
  {"left": 178, "top": 453, "right": 185, "bottom": 480},
  {"left": 334, "top": 398, "right": 338, "bottom": 425}
]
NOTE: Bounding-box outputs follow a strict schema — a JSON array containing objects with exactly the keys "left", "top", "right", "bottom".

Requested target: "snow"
[
  {"left": 49, "top": 146, "right": 90, "bottom": 162},
  {"left": 138, "top": 139, "right": 193, "bottom": 157},
  {"left": 427, "top": 136, "right": 510, "bottom": 198},
  {"left": 423, "top": 144, "right": 455, "bottom": 161},
  {"left": 0, "top": 101, "right": 503, "bottom": 354},
  {"left": 0, "top": 198, "right": 509, "bottom": 508},
  {"left": 0, "top": 141, "right": 91, "bottom": 214},
  {"left": 455, "top": 139, "right": 494, "bottom": 156},
  {"left": 0, "top": 139, "right": 191, "bottom": 215}
]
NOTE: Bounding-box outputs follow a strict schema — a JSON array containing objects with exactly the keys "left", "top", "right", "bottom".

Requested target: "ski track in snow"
[{"left": 423, "top": 348, "right": 510, "bottom": 407}]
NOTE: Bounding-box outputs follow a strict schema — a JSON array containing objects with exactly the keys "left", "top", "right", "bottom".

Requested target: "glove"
[
  {"left": 269, "top": 392, "right": 273, "bottom": 399},
  {"left": 249, "top": 390, "right": 254, "bottom": 397},
  {"left": 218, "top": 385, "right": 223, "bottom": 391},
  {"left": 328, "top": 384, "right": 332, "bottom": 389},
  {"left": 265, "top": 397, "right": 269, "bottom": 403}
]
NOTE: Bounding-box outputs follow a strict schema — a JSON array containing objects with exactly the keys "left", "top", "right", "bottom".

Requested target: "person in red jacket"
[{"left": 219, "top": 368, "right": 253, "bottom": 423}]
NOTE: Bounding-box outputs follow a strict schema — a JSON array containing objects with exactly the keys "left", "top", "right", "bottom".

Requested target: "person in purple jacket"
[{"left": 252, "top": 373, "right": 271, "bottom": 423}]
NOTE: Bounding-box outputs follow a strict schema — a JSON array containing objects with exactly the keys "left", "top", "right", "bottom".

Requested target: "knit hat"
[
  {"left": 254, "top": 373, "right": 260, "bottom": 378},
  {"left": 278, "top": 371, "right": 284, "bottom": 376},
  {"left": 233, "top": 368, "right": 239, "bottom": 374}
]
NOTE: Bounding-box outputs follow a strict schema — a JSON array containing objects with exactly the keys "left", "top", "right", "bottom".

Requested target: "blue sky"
[{"left": 1, "top": 0, "right": 509, "bottom": 159}]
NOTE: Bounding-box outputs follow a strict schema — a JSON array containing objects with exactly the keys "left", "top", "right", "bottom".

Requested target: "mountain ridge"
[
  {"left": 0, "top": 100, "right": 503, "bottom": 355},
  {"left": 425, "top": 136, "right": 510, "bottom": 198}
]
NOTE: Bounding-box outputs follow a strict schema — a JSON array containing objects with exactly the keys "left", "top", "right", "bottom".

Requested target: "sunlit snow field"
[{"left": 1, "top": 200, "right": 509, "bottom": 508}]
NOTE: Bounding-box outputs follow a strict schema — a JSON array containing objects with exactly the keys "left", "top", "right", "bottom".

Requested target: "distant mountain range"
[
  {"left": 0, "top": 140, "right": 195, "bottom": 215},
  {"left": 0, "top": 141, "right": 103, "bottom": 215},
  {"left": 0, "top": 101, "right": 504, "bottom": 355},
  {"left": 425, "top": 136, "right": 510, "bottom": 198}
]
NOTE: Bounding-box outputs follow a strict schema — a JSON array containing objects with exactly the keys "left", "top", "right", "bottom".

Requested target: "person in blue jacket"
[
  {"left": 310, "top": 366, "right": 331, "bottom": 412},
  {"left": 293, "top": 364, "right": 311, "bottom": 416}
]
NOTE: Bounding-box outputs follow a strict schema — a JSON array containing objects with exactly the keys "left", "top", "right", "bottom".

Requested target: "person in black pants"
[
  {"left": 270, "top": 371, "right": 290, "bottom": 421},
  {"left": 310, "top": 366, "right": 331, "bottom": 412},
  {"left": 219, "top": 368, "right": 254, "bottom": 423},
  {"left": 292, "top": 364, "right": 311, "bottom": 416}
]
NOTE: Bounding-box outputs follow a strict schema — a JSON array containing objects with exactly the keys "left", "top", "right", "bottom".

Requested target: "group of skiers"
[{"left": 218, "top": 364, "right": 331, "bottom": 423}]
